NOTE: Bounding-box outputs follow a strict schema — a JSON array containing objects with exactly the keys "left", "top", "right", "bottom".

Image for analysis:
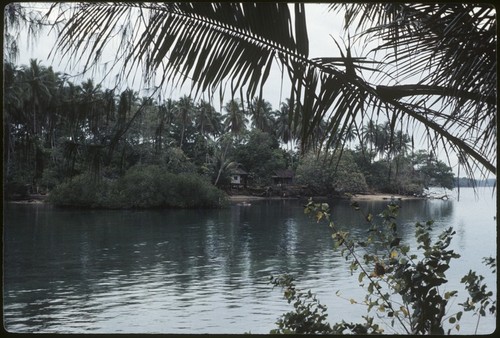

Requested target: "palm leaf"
[{"left": 51, "top": 2, "right": 496, "bottom": 175}]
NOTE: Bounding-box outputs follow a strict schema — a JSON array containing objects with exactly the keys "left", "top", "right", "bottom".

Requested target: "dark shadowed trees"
[{"left": 45, "top": 3, "right": 495, "bottom": 178}]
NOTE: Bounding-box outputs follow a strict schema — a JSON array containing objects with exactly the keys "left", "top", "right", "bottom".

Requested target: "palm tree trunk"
[
  {"left": 214, "top": 140, "right": 231, "bottom": 186},
  {"left": 180, "top": 126, "right": 185, "bottom": 149}
]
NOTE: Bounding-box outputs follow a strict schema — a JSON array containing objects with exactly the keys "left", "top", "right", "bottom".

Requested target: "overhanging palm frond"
[
  {"left": 51, "top": 2, "right": 496, "bottom": 176},
  {"left": 330, "top": 3, "right": 496, "bottom": 175},
  {"left": 52, "top": 2, "right": 304, "bottom": 99}
]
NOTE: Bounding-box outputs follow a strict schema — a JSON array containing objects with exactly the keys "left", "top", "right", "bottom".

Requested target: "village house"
[
  {"left": 272, "top": 169, "right": 294, "bottom": 186},
  {"left": 230, "top": 167, "right": 249, "bottom": 189}
]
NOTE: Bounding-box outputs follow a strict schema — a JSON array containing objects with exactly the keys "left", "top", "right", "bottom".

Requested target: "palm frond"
[
  {"left": 52, "top": 2, "right": 496, "bottom": 176},
  {"left": 329, "top": 3, "right": 496, "bottom": 174}
]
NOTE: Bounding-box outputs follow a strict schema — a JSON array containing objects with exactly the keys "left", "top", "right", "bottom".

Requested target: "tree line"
[
  {"left": 4, "top": 3, "right": 494, "bottom": 207},
  {"left": 4, "top": 59, "right": 454, "bottom": 206}
]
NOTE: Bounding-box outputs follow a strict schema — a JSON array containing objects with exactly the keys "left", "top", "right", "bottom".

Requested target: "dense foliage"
[
  {"left": 5, "top": 3, "right": 495, "bottom": 206},
  {"left": 49, "top": 165, "right": 227, "bottom": 209},
  {"left": 353, "top": 148, "right": 456, "bottom": 195},
  {"left": 295, "top": 150, "right": 368, "bottom": 196},
  {"left": 230, "top": 129, "right": 287, "bottom": 186},
  {"left": 4, "top": 60, "right": 457, "bottom": 204}
]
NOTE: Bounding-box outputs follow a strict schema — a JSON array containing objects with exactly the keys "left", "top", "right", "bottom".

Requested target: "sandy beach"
[
  {"left": 228, "top": 195, "right": 294, "bottom": 202},
  {"left": 7, "top": 193, "right": 425, "bottom": 205},
  {"left": 348, "top": 193, "right": 425, "bottom": 201},
  {"left": 228, "top": 193, "right": 425, "bottom": 203}
]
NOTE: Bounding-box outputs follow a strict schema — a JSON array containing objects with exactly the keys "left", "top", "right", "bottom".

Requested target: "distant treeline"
[{"left": 455, "top": 177, "right": 496, "bottom": 187}]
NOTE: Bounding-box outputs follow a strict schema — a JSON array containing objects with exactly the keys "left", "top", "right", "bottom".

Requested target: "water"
[{"left": 3, "top": 187, "right": 496, "bottom": 334}]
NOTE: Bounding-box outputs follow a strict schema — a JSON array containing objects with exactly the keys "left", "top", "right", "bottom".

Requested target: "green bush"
[
  {"left": 114, "top": 165, "right": 166, "bottom": 208},
  {"left": 49, "top": 173, "right": 107, "bottom": 207},
  {"left": 176, "top": 173, "right": 228, "bottom": 208},
  {"left": 49, "top": 165, "right": 227, "bottom": 209},
  {"left": 296, "top": 151, "right": 368, "bottom": 195}
]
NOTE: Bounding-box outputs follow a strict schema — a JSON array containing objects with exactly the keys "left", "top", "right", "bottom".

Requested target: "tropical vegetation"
[
  {"left": 49, "top": 165, "right": 227, "bottom": 209},
  {"left": 4, "top": 59, "right": 457, "bottom": 205},
  {"left": 36, "top": 3, "right": 495, "bottom": 176},
  {"left": 2, "top": 2, "right": 496, "bottom": 335},
  {"left": 6, "top": 3, "right": 495, "bottom": 170},
  {"left": 5, "top": 3, "right": 494, "bottom": 204}
]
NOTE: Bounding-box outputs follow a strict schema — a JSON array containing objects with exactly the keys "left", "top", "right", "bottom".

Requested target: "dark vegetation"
[
  {"left": 4, "top": 61, "right": 455, "bottom": 207},
  {"left": 5, "top": 3, "right": 495, "bottom": 209},
  {"left": 49, "top": 166, "right": 227, "bottom": 209}
]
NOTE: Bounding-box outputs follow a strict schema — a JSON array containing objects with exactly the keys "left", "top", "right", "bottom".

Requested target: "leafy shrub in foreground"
[{"left": 271, "top": 200, "right": 496, "bottom": 334}]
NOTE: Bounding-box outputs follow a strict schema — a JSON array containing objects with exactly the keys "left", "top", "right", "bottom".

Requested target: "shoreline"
[
  {"left": 6, "top": 199, "right": 47, "bottom": 204},
  {"left": 228, "top": 193, "right": 426, "bottom": 203},
  {"left": 6, "top": 192, "right": 428, "bottom": 205},
  {"left": 228, "top": 195, "right": 293, "bottom": 202},
  {"left": 5, "top": 194, "right": 48, "bottom": 204},
  {"left": 348, "top": 193, "right": 426, "bottom": 201}
]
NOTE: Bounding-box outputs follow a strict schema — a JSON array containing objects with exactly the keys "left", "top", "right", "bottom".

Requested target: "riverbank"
[
  {"left": 349, "top": 193, "right": 426, "bottom": 201},
  {"left": 5, "top": 194, "right": 48, "bottom": 204},
  {"left": 7, "top": 192, "right": 427, "bottom": 205},
  {"left": 228, "top": 195, "right": 297, "bottom": 202},
  {"left": 228, "top": 193, "right": 426, "bottom": 203}
]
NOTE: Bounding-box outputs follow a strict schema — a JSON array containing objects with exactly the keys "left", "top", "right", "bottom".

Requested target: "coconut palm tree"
[
  {"left": 49, "top": 3, "right": 496, "bottom": 176},
  {"left": 248, "top": 97, "right": 274, "bottom": 133},
  {"left": 154, "top": 99, "right": 175, "bottom": 154},
  {"left": 223, "top": 99, "right": 248, "bottom": 139},
  {"left": 362, "top": 120, "right": 388, "bottom": 161},
  {"left": 195, "top": 99, "right": 222, "bottom": 141},
  {"left": 174, "top": 95, "right": 195, "bottom": 149},
  {"left": 389, "top": 130, "right": 411, "bottom": 158},
  {"left": 18, "top": 59, "right": 56, "bottom": 187},
  {"left": 79, "top": 79, "right": 104, "bottom": 141},
  {"left": 342, "top": 124, "right": 358, "bottom": 150},
  {"left": 102, "top": 89, "right": 117, "bottom": 122},
  {"left": 274, "top": 100, "right": 293, "bottom": 148},
  {"left": 22, "top": 59, "right": 52, "bottom": 136},
  {"left": 4, "top": 63, "right": 26, "bottom": 178}
]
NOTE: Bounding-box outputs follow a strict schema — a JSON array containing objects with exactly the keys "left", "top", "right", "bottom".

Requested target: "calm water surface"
[{"left": 3, "top": 187, "right": 496, "bottom": 334}]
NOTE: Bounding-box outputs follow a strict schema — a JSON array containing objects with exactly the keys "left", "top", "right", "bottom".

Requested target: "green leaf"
[
  {"left": 367, "top": 282, "right": 374, "bottom": 294},
  {"left": 444, "top": 290, "right": 458, "bottom": 300},
  {"left": 315, "top": 211, "right": 324, "bottom": 222},
  {"left": 358, "top": 272, "right": 366, "bottom": 283}
]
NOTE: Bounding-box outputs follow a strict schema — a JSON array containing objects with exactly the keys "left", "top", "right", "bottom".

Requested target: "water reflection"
[{"left": 3, "top": 191, "right": 495, "bottom": 333}]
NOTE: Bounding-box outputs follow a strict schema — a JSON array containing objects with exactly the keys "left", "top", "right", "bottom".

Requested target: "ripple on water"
[{"left": 3, "top": 194, "right": 496, "bottom": 334}]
